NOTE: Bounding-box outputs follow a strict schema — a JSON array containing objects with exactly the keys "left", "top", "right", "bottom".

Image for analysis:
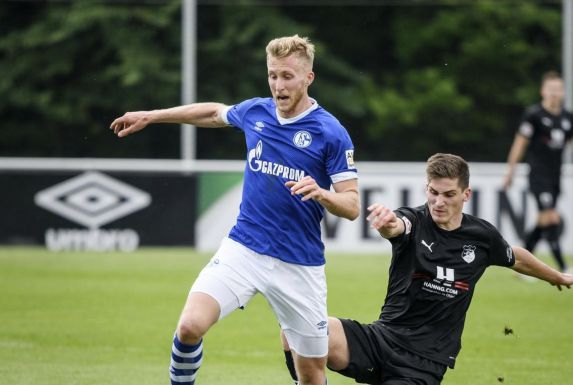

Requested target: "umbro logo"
[
  {"left": 421, "top": 240, "right": 435, "bottom": 252},
  {"left": 254, "top": 121, "right": 265, "bottom": 131},
  {"left": 34, "top": 171, "right": 151, "bottom": 229}
]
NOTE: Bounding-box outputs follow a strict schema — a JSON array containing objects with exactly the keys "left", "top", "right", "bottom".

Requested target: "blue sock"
[{"left": 169, "top": 333, "right": 203, "bottom": 385}]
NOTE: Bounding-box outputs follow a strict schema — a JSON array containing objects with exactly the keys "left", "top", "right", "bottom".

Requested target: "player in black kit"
[
  {"left": 283, "top": 153, "right": 573, "bottom": 385},
  {"left": 504, "top": 71, "right": 573, "bottom": 272}
]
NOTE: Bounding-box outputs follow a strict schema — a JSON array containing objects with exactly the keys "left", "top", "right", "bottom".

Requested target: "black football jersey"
[
  {"left": 518, "top": 103, "right": 573, "bottom": 183},
  {"left": 376, "top": 204, "right": 515, "bottom": 368}
]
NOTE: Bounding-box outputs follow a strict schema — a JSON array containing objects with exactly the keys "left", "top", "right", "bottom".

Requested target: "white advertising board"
[{"left": 196, "top": 162, "right": 573, "bottom": 255}]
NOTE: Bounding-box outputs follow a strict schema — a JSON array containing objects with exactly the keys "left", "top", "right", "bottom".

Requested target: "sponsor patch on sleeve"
[
  {"left": 518, "top": 122, "right": 533, "bottom": 137},
  {"left": 402, "top": 216, "right": 412, "bottom": 235},
  {"left": 506, "top": 246, "right": 514, "bottom": 264},
  {"left": 345, "top": 149, "right": 355, "bottom": 169}
]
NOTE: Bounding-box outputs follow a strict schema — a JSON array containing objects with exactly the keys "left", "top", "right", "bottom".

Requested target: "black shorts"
[
  {"left": 332, "top": 319, "right": 447, "bottom": 385},
  {"left": 529, "top": 176, "right": 560, "bottom": 210}
]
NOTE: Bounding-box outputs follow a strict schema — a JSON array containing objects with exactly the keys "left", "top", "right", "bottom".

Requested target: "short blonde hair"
[{"left": 266, "top": 34, "right": 315, "bottom": 69}]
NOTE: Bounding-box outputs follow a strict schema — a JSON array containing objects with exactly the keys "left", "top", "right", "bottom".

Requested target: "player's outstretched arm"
[
  {"left": 366, "top": 203, "right": 404, "bottom": 239},
  {"left": 511, "top": 246, "right": 573, "bottom": 290},
  {"left": 110, "top": 102, "right": 228, "bottom": 137}
]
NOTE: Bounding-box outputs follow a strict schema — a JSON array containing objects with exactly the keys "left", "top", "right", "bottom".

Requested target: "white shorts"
[{"left": 190, "top": 237, "right": 328, "bottom": 357}]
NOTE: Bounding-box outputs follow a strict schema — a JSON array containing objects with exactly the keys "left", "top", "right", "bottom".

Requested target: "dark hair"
[
  {"left": 426, "top": 153, "right": 470, "bottom": 189},
  {"left": 542, "top": 71, "right": 562, "bottom": 84}
]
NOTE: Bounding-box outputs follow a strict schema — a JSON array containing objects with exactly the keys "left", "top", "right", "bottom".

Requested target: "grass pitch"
[{"left": 0, "top": 247, "right": 571, "bottom": 385}]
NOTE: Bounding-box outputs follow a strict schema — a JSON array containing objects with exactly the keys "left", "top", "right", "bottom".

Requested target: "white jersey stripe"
[
  {"left": 220, "top": 105, "right": 232, "bottom": 125},
  {"left": 331, "top": 171, "right": 358, "bottom": 184}
]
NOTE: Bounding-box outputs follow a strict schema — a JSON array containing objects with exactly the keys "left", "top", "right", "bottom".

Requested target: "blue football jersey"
[{"left": 223, "top": 97, "right": 357, "bottom": 266}]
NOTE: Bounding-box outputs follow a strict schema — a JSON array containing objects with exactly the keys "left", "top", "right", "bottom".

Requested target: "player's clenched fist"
[
  {"left": 366, "top": 203, "right": 405, "bottom": 239},
  {"left": 367, "top": 204, "right": 396, "bottom": 229},
  {"left": 285, "top": 176, "right": 324, "bottom": 202}
]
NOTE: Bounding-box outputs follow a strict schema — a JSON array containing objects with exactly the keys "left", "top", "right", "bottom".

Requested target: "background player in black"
[
  {"left": 283, "top": 153, "right": 573, "bottom": 385},
  {"left": 504, "top": 71, "right": 573, "bottom": 273}
]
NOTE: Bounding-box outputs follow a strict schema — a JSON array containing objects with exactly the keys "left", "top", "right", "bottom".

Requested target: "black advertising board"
[{"left": 0, "top": 170, "right": 196, "bottom": 250}]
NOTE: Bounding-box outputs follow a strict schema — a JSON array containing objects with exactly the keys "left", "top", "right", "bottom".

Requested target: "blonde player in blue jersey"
[{"left": 110, "top": 35, "right": 360, "bottom": 385}]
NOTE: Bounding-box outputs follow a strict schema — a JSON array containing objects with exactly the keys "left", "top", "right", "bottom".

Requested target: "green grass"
[{"left": 0, "top": 247, "right": 571, "bottom": 385}]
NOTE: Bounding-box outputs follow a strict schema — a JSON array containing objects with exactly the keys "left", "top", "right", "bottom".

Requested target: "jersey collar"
[{"left": 276, "top": 98, "right": 319, "bottom": 125}]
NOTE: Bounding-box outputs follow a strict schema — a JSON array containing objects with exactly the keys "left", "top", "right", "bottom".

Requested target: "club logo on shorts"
[
  {"left": 461, "top": 244, "right": 476, "bottom": 264},
  {"left": 293, "top": 131, "right": 312, "bottom": 148},
  {"left": 539, "top": 192, "right": 554, "bottom": 208}
]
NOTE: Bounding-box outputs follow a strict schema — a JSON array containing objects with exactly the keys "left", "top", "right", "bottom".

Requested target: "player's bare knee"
[
  {"left": 295, "top": 356, "right": 327, "bottom": 385},
  {"left": 297, "top": 369, "right": 325, "bottom": 385},
  {"left": 177, "top": 321, "right": 205, "bottom": 344}
]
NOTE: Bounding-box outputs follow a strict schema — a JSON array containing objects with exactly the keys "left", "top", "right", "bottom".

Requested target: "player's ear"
[
  {"left": 463, "top": 188, "right": 472, "bottom": 202},
  {"left": 306, "top": 72, "right": 314, "bottom": 87}
]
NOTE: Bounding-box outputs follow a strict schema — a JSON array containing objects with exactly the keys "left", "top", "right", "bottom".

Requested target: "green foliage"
[
  {"left": 0, "top": 1, "right": 564, "bottom": 161},
  {"left": 0, "top": 0, "right": 182, "bottom": 158},
  {"left": 0, "top": 247, "right": 571, "bottom": 384},
  {"left": 364, "top": 68, "right": 473, "bottom": 159},
  {"left": 360, "top": 1, "right": 561, "bottom": 160}
]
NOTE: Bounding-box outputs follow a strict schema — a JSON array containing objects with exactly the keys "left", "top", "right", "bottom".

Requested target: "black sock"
[
  {"left": 284, "top": 350, "right": 298, "bottom": 382},
  {"left": 543, "top": 224, "right": 567, "bottom": 271},
  {"left": 524, "top": 225, "right": 542, "bottom": 252}
]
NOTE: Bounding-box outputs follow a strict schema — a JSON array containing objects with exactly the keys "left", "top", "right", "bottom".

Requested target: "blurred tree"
[
  {"left": 0, "top": 0, "right": 182, "bottom": 158},
  {"left": 0, "top": 0, "right": 563, "bottom": 162},
  {"left": 356, "top": 1, "right": 561, "bottom": 161}
]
